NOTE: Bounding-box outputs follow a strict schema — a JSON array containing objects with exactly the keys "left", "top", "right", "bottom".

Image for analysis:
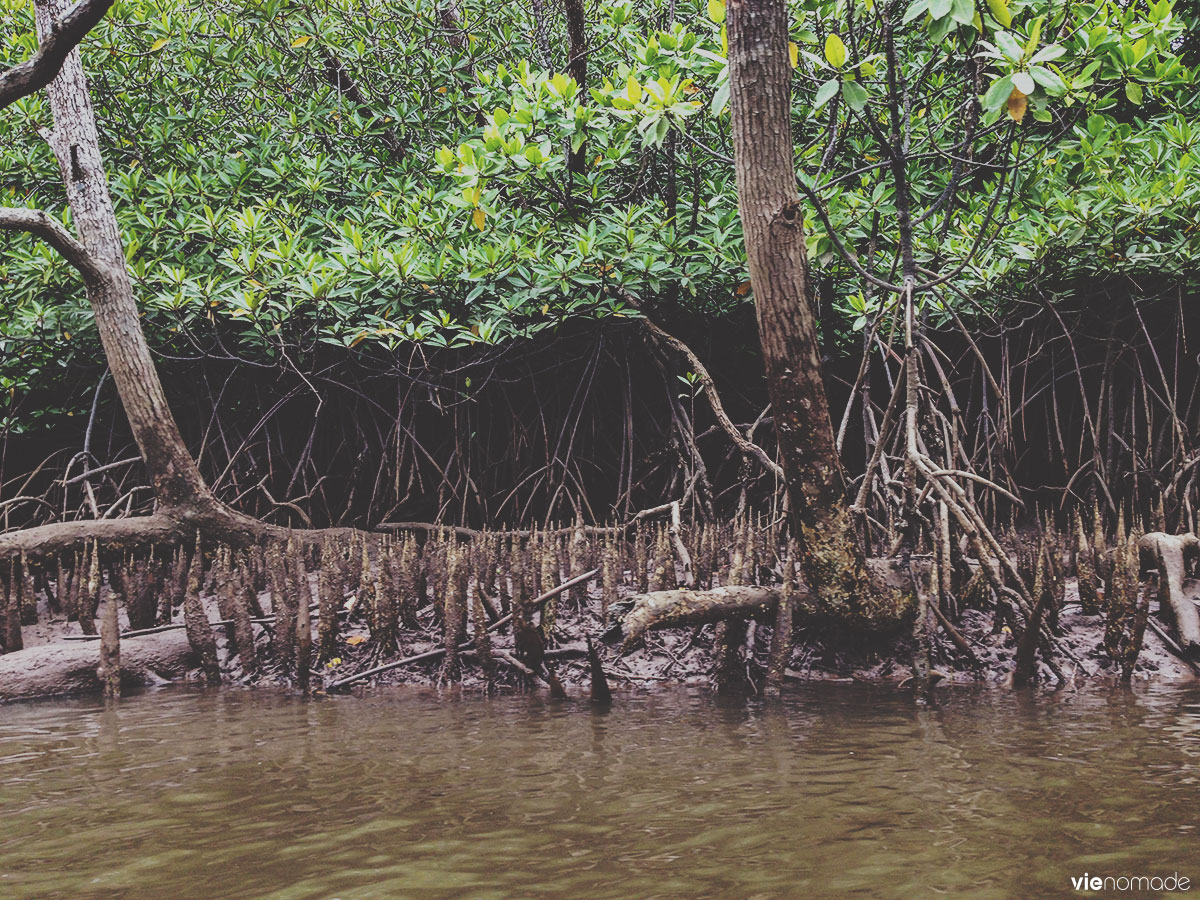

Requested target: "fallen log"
[
  {"left": 0, "top": 630, "right": 195, "bottom": 702},
  {"left": 1139, "top": 532, "right": 1200, "bottom": 659},
  {"left": 620, "top": 585, "right": 786, "bottom": 650}
]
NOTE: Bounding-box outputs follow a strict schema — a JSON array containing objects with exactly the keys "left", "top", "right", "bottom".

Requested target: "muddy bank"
[{"left": 2, "top": 572, "right": 1193, "bottom": 703}]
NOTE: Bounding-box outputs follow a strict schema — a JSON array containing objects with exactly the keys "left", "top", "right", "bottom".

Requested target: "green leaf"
[
  {"left": 929, "top": 13, "right": 955, "bottom": 42},
  {"left": 929, "top": 0, "right": 953, "bottom": 19},
  {"left": 1125, "top": 81, "right": 1143, "bottom": 105},
  {"left": 996, "top": 31, "right": 1024, "bottom": 63},
  {"left": 983, "top": 74, "right": 1015, "bottom": 111},
  {"left": 903, "top": 0, "right": 930, "bottom": 24},
  {"left": 950, "top": 0, "right": 974, "bottom": 25},
  {"left": 813, "top": 78, "right": 840, "bottom": 111},
  {"left": 1028, "top": 65, "right": 1066, "bottom": 95},
  {"left": 1012, "top": 72, "right": 1035, "bottom": 95},
  {"left": 1029, "top": 44, "right": 1066, "bottom": 64},
  {"left": 711, "top": 80, "right": 730, "bottom": 115},
  {"left": 841, "top": 80, "right": 869, "bottom": 111},
  {"left": 1025, "top": 15, "right": 1045, "bottom": 57},
  {"left": 824, "top": 34, "right": 847, "bottom": 68}
]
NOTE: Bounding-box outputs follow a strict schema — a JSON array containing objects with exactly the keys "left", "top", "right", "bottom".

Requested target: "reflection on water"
[{"left": 1, "top": 683, "right": 1198, "bottom": 899}]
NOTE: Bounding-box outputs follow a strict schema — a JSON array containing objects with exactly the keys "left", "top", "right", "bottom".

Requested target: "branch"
[
  {"left": 0, "top": 514, "right": 182, "bottom": 560},
  {"left": 0, "top": 206, "right": 108, "bottom": 283},
  {"left": 616, "top": 291, "right": 784, "bottom": 480},
  {"left": 794, "top": 178, "right": 905, "bottom": 294},
  {"left": 0, "top": 0, "right": 115, "bottom": 111}
]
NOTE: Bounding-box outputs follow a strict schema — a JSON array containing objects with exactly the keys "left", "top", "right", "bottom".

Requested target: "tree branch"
[
  {"left": 0, "top": 0, "right": 115, "bottom": 111},
  {"left": 615, "top": 291, "right": 785, "bottom": 480},
  {"left": 0, "top": 206, "right": 109, "bottom": 283}
]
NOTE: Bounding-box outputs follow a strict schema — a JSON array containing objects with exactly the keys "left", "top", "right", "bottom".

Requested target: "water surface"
[{"left": 1, "top": 683, "right": 1198, "bottom": 899}]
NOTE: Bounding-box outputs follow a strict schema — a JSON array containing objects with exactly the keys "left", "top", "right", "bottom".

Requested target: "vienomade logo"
[{"left": 1071, "top": 873, "right": 1191, "bottom": 893}]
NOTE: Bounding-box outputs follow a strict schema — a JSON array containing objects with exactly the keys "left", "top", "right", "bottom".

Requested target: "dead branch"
[{"left": 620, "top": 585, "right": 787, "bottom": 650}]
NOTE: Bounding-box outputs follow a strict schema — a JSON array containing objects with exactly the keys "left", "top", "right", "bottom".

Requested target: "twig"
[{"left": 62, "top": 604, "right": 319, "bottom": 640}]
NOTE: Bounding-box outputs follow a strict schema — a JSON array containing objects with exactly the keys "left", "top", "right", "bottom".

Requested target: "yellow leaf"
[
  {"left": 472, "top": 208, "right": 486, "bottom": 230},
  {"left": 986, "top": 0, "right": 1012, "bottom": 27},
  {"left": 626, "top": 75, "right": 642, "bottom": 105},
  {"left": 735, "top": 280, "right": 752, "bottom": 297},
  {"left": 346, "top": 635, "right": 367, "bottom": 646},
  {"left": 824, "top": 34, "right": 847, "bottom": 68},
  {"left": 1006, "top": 87, "right": 1027, "bottom": 122},
  {"left": 789, "top": 42, "right": 798, "bottom": 69},
  {"left": 291, "top": 34, "right": 312, "bottom": 48},
  {"left": 437, "top": 86, "right": 448, "bottom": 94},
  {"left": 150, "top": 37, "right": 169, "bottom": 52},
  {"left": 707, "top": 0, "right": 726, "bottom": 24},
  {"left": 349, "top": 331, "right": 369, "bottom": 348},
  {"left": 541, "top": 304, "right": 549, "bottom": 315}
]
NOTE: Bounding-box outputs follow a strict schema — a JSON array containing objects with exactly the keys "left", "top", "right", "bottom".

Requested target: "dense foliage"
[{"left": 0, "top": 0, "right": 1197, "bottom": 432}]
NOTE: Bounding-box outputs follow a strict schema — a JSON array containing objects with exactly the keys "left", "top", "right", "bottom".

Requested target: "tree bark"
[
  {"left": 0, "top": 0, "right": 114, "bottom": 111},
  {"left": 1139, "top": 532, "right": 1200, "bottom": 659},
  {"left": 726, "top": 0, "right": 907, "bottom": 628},
  {"left": 33, "top": 0, "right": 213, "bottom": 511},
  {"left": 563, "top": 0, "right": 588, "bottom": 173},
  {"left": 0, "top": 630, "right": 194, "bottom": 703},
  {"left": 620, "top": 585, "right": 785, "bottom": 648}
]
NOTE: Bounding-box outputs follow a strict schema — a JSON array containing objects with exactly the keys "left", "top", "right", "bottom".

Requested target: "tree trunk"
[
  {"left": 726, "top": 0, "right": 907, "bottom": 628},
  {"left": 34, "top": 0, "right": 212, "bottom": 511},
  {"left": 563, "top": 0, "right": 588, "bottom": 173}
]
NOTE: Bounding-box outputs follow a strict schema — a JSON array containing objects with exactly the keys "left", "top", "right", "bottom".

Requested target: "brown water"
[{"left": 1, "top": 684, "right": 1198, "bottom": 900}]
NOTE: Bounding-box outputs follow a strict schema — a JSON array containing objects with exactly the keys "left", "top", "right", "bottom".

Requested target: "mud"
[{"left": 2, "top": 569, "right": 1194, "bottom": 704}]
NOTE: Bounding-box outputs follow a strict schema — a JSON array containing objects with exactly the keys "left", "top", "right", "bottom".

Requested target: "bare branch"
[
  {"left": 0, "top": 0, "right": 115, "bottom": 111},
  {"left": 617, "top": 290, "right": 785, "bottom": 480}
]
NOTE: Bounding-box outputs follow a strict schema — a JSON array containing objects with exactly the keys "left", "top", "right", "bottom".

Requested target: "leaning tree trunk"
[
  {"left": 33, "top": 0, "right": 212, "bottom": 511},
  {"left": 726, "top": 0, "right": 906, "bottom": 628}
]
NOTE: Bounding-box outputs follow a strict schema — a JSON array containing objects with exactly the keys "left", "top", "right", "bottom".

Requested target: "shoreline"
[{"left": 3, "top": 575, "right": 1195, "bottom": 704}]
